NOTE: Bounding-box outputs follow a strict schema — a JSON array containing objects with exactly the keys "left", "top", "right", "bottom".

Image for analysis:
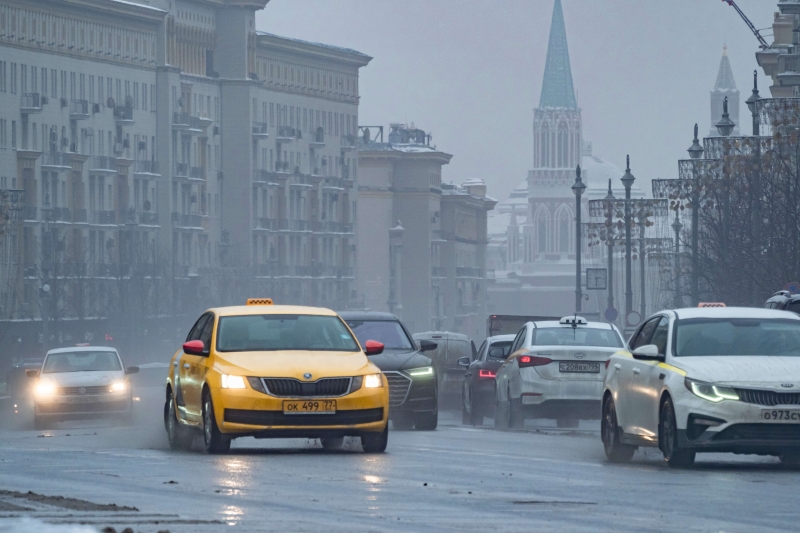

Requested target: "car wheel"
[
  {"left": 392, "top": 413, "right": 415, "bottom": 430},
  {"left": 202, "top": 392, "right": 230, "bottom": 454},
  {"left": 660, "top": 397, "right": 695, "bottom": 469},
  {"left": 361, "top": 425, "right": 388, "bottom": 453},
  {"left": 415, "top": 409, "right": 438, "bottom": 431},
  {"left": 321, "top": 437, "right": 344, "bottom": 450},
  {"left": 509, "top": 398, "right": 524, "bottom": 429},
  {"left": 557, "top": 418, "right": 580, "bottom": 429},
  {"left": 601, "top": 395, "right": 636, "bottom": 463},
  {"left": 165, "top": 391, "right": 194, "bottom": 451}
]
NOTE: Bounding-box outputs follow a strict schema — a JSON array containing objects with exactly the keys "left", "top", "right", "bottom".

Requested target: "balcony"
[
  {"left": 114, "top": 105, "right": 135, "bottom": 126},
  {"left": 139, "top": 212, "right": 159, "bottom": 226},
  {"left": 69, "top": 99, "right": 90, "bottom": 120},
  {"left": 340, "top": 134, "right": 356, "bottom": 151},
  {"left": 252, "top": 122, "right": 270, "bottom": 139},
  {"left": 41, "top": 152, "right": 71, "bottom": 171},
  {"left": 23, "top": 206, "right": 37, "bottom": 221},
  {"left": 456, "top": 267, "right": 485, "bottom": 278},
  {"left": 20, "top": 93, "right": 43, "bottom": 114},
  {"left": 134, "top": 160, "right": 160, "bottom": 177},
  {"left": 171, "top": 212, "right": 203, "bottom": 229},
  {"left": 253, "top": 169, "right": 277, "bottom": 183},
  {"left": 189, "top": 166, "right": 205, "bottom": 181},
  {"left": 254, "top": 217, "right": 278, "bottom": 230},
  {"left": 276, "top": 126, "right": 297, "bottom": 143},
  {"left": 51, "top": 207, "right": 72, "bottom": 223},
  {"left": 72, "top": 209, "right": 88, "bottom": 224},
  {"left": 317, "top": 221, "right": 353, "bottom": 234},
  {"left": 288, "top": 220, "right": 310, "bottom": 232},
  {"left": 275, "top": 160, "right": 291, "bottom": 174},
  {"left": 89, "top": 156, "right": 117, "bottom": 174},
  {"left": 172, "top": 113, "right": 205, "bottom": 134},
  {"left": 310, "top": 128, "right": 325, "bottom": 148},
  {"left": 91, "top": 210, "right": 116, "bottom": 225}
]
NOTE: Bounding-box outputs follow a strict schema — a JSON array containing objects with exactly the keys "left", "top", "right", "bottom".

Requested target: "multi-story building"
[
  {"left": 757, "top": 1, "right": 800, "bottom": 97},
  {"left": 356, "top": 124, "right": 495, "bottom": 338},
  {"left": 0, "top": 0, "right": 370, "bottom": 349}
]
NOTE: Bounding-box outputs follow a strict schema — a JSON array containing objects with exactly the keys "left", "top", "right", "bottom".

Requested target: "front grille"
[
  {"left": 383, "top": 372, "right": 412, "bottom": 407},
  {"left": 736, "top": 388, "right": 800, "bottom": 406},
  {"left": 60, "top": 386, "right": 111, "bottom": 396},
  {"left": 262, "top": 377, "right": 351, "bottom": 397},
  {"left": 224, "top": 408, "right": 383, "bottom": 427},
  {"left": 714, "top": 423, "right": 800, "bottom": 442},
  {"left": 38, "top": 400, "right": 128, "bottom": 414}
]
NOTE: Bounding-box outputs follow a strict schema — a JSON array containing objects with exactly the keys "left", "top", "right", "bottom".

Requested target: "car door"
[
  {"left": 614, "top": 317, "right": 658, "bottom": 435},
  {"left": 625, "top": 317, "right": 662, "bottom": 437},
  {"left": 181, "top": 313, "right": 212, "bottom": 422},
  {"left": 464, "top": 340, "right": 486, "bottom": 407},
  {"left": 497, "top": 328, "right": 526, "bottom": 402},
  {"left": 637, "top": 316, "right": 670, "bottom": 438}
]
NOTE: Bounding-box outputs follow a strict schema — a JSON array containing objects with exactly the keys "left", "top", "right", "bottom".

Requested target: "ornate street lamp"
[
  {"left": 620, "top": 156, "right": 635, "bottom": 326},
  {"left": 672, "top": 208, "right": 683, "bottom": 308},
  {"left": 745, "top": 70, "right": 761, "bottom": 137},
  {"left": 572, "top": 165, "right": 586, "bottom": 312},
  {"left": 688, "top": 124, "right": 704, "bottom": 160},
  {"left": 716, "top": 96, "right": 736, "bottom": 137}
]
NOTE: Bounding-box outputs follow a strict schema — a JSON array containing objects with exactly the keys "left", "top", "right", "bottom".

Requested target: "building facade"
[{"left": 0, "top": 0, "right": 370, "bottom": 349}]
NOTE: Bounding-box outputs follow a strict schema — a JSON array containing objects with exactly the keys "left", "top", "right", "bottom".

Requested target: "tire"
[
  {"left": 321, "top": 437, "right": 344, "bottom": 450},
  {"left": 392, "top": 413, "right": 415, "bottom": 430},
  {"left": 415, "top": 409, "right": 438, "bottom": 431},
  {"left": 557, "top": 418, "right": 580, "bottom": 429},
  {"left": 659, "top": 398, "right": 695, "bottom": 469},
  {"left": 601, "top": 395, "right": 636, "bottom": 463},
  {"left": 509, "top": 398, "right": 524, "bottom": 429},
  {"left": 165, "top": 391, "right": 194, "bottom": 451},
  {"left": 361, "top": 425, "right": 388, "bottom": 453},
  {"left": 203, "top": 392, "right": 231, "bottom": 454}
]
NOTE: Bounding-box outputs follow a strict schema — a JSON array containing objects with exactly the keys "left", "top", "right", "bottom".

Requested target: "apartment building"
[{"left": 0, "top": 0, "right": 370, "bottom": 331}]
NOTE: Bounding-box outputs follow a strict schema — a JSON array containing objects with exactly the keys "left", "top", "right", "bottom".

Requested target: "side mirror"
[
  {"left": 125, "top": 366, "right": 140, "bottom": 375},
  {"left": 26, "top": 369, "right": 40, "bottom": 378},
  {"left": 488, "top": 347, "right": 506, "bottom": 359},
  {"left": 632, "top": 344, "right": 664, "bottom": 362},
  {"left": 364, "top": 340, "right": 385, "bottom": 356},
  {"left": 183, "top": 340, "right": 205, "bottom": 356},
  {"left": 419, "top": 340, "right": 437, "bottom": 352},
  {"left": 457, "top": 356, "right": 470, "bottom": 368}
]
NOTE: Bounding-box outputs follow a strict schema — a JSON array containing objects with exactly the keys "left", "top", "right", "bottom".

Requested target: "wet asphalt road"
[{"left": 1, "top": 387, "right": 800, "bottom": 533}]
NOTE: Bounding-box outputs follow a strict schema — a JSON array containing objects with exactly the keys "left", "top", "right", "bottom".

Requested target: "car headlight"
[
  {"left": 364, "top": 374, "right": 383, "bottom": 388},
  {"left": 685, "top": 378, "right": 739, "bottom": 403},
  {"left": 34, "top": 380, "right": 57, "bottom": 398},
  {"left": 221, "top": 374, "right": 247, "bottom": 389},
  {"left": 110, "top": 381, "right": 127, "bottom": 393},
  {"left": 406, "top": 366, "right": 434, "bottom": 378}
]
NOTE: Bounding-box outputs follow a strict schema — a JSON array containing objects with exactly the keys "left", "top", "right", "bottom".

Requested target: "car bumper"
[
  {"left": 34, "top": 395, "right": 131, "bottom": 418},
  {"left": 214, "top": 382, "right": 389, "bottom": 437},
  {"left": 518, "top": 370, "right": 603, "bottom": 404}
]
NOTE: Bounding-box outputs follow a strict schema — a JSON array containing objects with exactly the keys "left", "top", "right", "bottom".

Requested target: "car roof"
[
  {"left": 338, "top": 311, "right": 399, "bottom": 321},
  {"left": 671, "top": 307, "right": 800, "bottom": 320},
  {"left": 46, "top": 346, "right": 119, "bottom": 355},
  {"left": 530, "top": 321, "right": 616, "bottom": 330},
  {"left": 413, "top": 331, "right": 470, "bottom": 341},
  {"left": 208, "top": 304, "right": 339, "bottom": 317}
]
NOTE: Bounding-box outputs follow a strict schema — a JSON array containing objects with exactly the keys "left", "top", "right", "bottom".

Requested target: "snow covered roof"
[{"left": 256, "top": 31, "right": 371, "bottom": 61}]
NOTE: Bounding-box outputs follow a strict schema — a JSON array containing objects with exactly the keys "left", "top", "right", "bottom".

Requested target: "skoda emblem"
[
  {"left": 781, "top": 383, "right": 795, "bottom": 388},
  {"left": 574, "top": 353, "right": 587, "bottom": 360},
  {"left": 78, "top": 387, "right": 86, "bottom": 395},
  {"left": 303, "top": 373, "right": 312, "bottom": 380}
]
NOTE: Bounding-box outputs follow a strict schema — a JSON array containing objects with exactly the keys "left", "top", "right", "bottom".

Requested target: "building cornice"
[
  {"left": 47, "top": 0, "right": 168, "bottom": 23},
  {"left": 256, "top": 33, "right": 372, "bottom": 68}
]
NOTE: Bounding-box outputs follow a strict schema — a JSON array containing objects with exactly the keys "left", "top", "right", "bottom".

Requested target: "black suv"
[
  {"left": 765, "top": 290, "right": 800, "bottom": 314},
  {"left": 339, "top": 311, "right": 438, "bottom": 430}
]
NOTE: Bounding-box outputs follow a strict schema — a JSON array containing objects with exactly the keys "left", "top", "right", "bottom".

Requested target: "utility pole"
[{"left": 572, "top": 166, "right": 586, "bottom": 313}]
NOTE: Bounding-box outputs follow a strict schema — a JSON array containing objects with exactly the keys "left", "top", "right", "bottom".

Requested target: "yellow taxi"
[{"left": 163, "top": 299, "right": 389, "bottom": 454}]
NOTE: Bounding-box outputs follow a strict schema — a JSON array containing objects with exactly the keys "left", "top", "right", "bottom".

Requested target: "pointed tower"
[{"left": 710, "top": 45, "right": 740, "bottom": 136}]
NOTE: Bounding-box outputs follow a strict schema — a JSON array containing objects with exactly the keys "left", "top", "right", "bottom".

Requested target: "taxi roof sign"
[
  {"left": 560, "top": 316, "right": 588, "bottom": 326},
  {"left": 246, "top": 298, "right": 274, "bottom": 306},
  {"left": 698, "top": 302, "right": 726, "bottom": 308}
]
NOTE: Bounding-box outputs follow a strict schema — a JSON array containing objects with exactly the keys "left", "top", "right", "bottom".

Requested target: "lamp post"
[
  {"left": 687, "top": 124, "right": 703, "bottom": 306},
  {"left": 715, "top": 97, "right": 736, "bottom": 273},
  {"left": 716, "top": 96, "right": 735, "bottom": 137},
  {"left": 672, "top": 208, "right": 683, "bottom": 308},
  {"left": 572, "top": 165, "right": 586, "bottom": 313},
  {"left": 603, "top": 179, "right": 616, "bottom": 322},
  {"left": 620, "top": 156, "right": 635, "bottom": 326},
  {"left": 745, "top": 70, "right": 761, "bottom": 137},
  {"left": 40, "top": 194, "right": 53, "bottom": 349},
  {"left": 746, "top": 70, "right": 762, "bottom": 304},
  {"left": 638, "top": 208, "right": 646, "bottom": 318},
  {"left": 388, "top": 222, "right": 404, "bottom": 317}
]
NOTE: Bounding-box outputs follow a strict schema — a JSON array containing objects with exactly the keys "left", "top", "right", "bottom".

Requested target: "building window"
[
  {"left": 536, "top": 207, "right": 549, "bottom": 253},
  {"left": 540, "top": 122, "right": 549, "bottom": 168},
  {"left": 558, "top": 123, "right": 568, "bottom": 168},
  {"left": 556, "top": 205, "right": 572, "bottom": 253}
]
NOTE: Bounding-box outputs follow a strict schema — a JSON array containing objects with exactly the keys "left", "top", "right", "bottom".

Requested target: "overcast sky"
[{"left": 257, "top": 0, "right": 774, "bottom": 200}]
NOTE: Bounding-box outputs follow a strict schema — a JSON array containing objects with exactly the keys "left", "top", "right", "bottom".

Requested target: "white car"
[
  {"left": 495, "top": 316, "right": 624, "bottom": 429},
  {"left": 29, "top": 346, "right": 138, "bottom": 429},
  {"left": 602, "top": 307, "right": 800, "bottom": 468}
]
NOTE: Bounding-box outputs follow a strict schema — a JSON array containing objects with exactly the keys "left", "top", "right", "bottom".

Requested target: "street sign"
[
  {"left": 604, "top": 307, "right": 618, "bottom": 322},
  {"left": 626, "top": 311, "right": 641, "bottom": 327},
  {"left": 784, "top": 282, "right": 800, "bottom": 294},
  {"left": 586, "top": 268, "right": 607, "bottom": 290}
]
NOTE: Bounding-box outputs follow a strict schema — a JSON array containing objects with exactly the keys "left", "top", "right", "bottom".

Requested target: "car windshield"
[
  {"left": 216, "top": 314, "right": 360, "bottom": 352},
  {"left": 531, "top": 327, "right": 623, "bottom": 348},
  {"left": 486, "top": 340, "right": 513, "bottom": 359},
  {"left": 345, "top": 320, "right": 413, "bottom": 350},
  {"left": 674, "top": 318, "right": 800, "bottom": 356},
  {"left": 42, "top": 351, "right": 121, "bottom": 373}
]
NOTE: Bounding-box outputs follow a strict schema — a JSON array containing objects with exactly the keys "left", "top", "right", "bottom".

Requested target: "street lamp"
[
  {"left": 688, "top": 124, "right": 704, "bottom": 160},
  {"left": 745, "top": 70, "right": 761, "bottom": 137},
  {"left": 604, "top": 180, "right": 616, "bottom": 322},
  {"left": 716, "top": 96, "right": 736, "bottom": 137},
  {"left": 572, "top": 165, "right": 586, "bottom": 313},
  {"left": 671, "top": 208, "right": 683, "bottom": 308},
  {"left": 620, "top": 155, "right": 635, "bottom": 327}
]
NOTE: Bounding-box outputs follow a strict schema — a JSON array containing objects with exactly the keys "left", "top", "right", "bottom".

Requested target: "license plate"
[
  {"left": 761, "top": 409, "right": 800, "bottom": 422},
  {"left": 283, "top": 400, "right": 336, "bottom": 415},
  {"left": 65, "top": 396, "right": 98, "bottom": 404},
  {"left": 559, "top": 362, "right": 601, "bottom": 374}
]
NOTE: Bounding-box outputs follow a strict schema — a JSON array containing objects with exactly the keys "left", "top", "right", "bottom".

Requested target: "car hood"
[
  {"left": 213, "top": 351, "right": 376, "bottom": 378},
  {"left": 676, "top": 356, "right": 800, "bottom": 389},
  {"left": 41, "top": 371, "right": 124, "bottom": 386},
  {"left": 367, "top": 349, "right": 431, "bottom": 372}
]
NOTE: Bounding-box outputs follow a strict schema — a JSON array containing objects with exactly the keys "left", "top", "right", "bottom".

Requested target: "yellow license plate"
[{"left": 283, "top": 400, "right": 336, "bottom": 415}]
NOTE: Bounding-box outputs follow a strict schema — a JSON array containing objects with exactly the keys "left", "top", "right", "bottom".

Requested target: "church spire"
[
  {"left": 539, "top": 0, "right": 577, "bottom": 109},
  {"left": 714, "top": 45, "right": 737, "bottom": 91}
]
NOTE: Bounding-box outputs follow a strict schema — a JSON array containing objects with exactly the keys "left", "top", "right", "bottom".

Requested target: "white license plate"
[
  {"left": 65, "top": 397, "right": 98, "bottom": 404},
  {"left": 761, "top": 409, "right": 800, "bottom": 422},
  {"left": 559, "top": 362, "right": 601, "bottom": 374}
]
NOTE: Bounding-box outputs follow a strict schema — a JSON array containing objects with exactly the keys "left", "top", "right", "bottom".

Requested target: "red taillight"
[
  {"left": 479, "top": 369, "right": 496, "bottom": 378},
  {"left": 604, "top": 359, "right": 611, "bottom": 370},
  {"left": 518, "top": 355, "right": 552, "bottom": 367}
]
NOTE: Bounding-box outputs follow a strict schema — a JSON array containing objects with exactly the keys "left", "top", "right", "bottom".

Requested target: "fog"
[{"left": 259, "top": 0, "right": 773, "bottom": 199}]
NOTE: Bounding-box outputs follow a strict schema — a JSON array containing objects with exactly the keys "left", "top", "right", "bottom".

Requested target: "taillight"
[
  {"left": 604, "top": 359, "right": 611, "bottom": 370},
  {"left": 478, "top": 369, "right": 496, "bottom": 378},
  {"left": 518, "top": 355, "right": 552, "bottom": 367}
]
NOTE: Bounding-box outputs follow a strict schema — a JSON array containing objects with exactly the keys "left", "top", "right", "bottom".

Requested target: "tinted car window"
[
  {"left": 485, "top": 340, "right": 513, "bottom": 360},
  {"left": 346, "top": 320, "right": 413, "bottom": 350},
  {"left": 650, "top": 317, "right": 670, "bottom": 355},
  {"left": 186, "top": 314, "right": 209, "bottom": 342},
  {"left": 531, "top": 327, "right": 623, "bottom": 348},
  {"left": 675, "top": 318, "right": 800, "bottom": 356},
  {"left": 217, "top": 314, "right": 359, "bottom": 352},
  {"left": 631, "top": 318, "right": 659, "bottom": 350},
  {"left": 43, "top": 351, "right": 121, "bottom": 373},
  {"left": 787, "top": 301, "right": 800, "bottom": 314}
]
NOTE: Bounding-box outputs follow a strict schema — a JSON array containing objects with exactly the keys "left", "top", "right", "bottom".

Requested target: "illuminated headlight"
[
  {"left": 221, "top": 374, "right": 247, "bottom": 389},
  {"left": 364, "top": 374, "right": 383, "bottom": 388},
  {"left": 34, "top": 380, "right": 57, "bottom": 398},
  {"left": 406, "top": 366, "right": 434, "bottom": 379},
  {"left": 110, "top": 381, "right": 127, "bottom": 393},
  {"left": 685, "top": 378, "right": 739, "bottom": 403}
]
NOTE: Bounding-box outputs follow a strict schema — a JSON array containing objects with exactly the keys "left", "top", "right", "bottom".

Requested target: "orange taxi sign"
[
  {"left": 698, "top": 302, "right": 726, "bottom": 308},
  {"left": 246, "top": 298, "right": 274, "bottom": 305}
]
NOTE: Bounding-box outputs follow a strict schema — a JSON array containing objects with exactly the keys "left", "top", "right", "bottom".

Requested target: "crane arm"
[{"left": 722, "top": 0, "right": 769, "bottom": 49}]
